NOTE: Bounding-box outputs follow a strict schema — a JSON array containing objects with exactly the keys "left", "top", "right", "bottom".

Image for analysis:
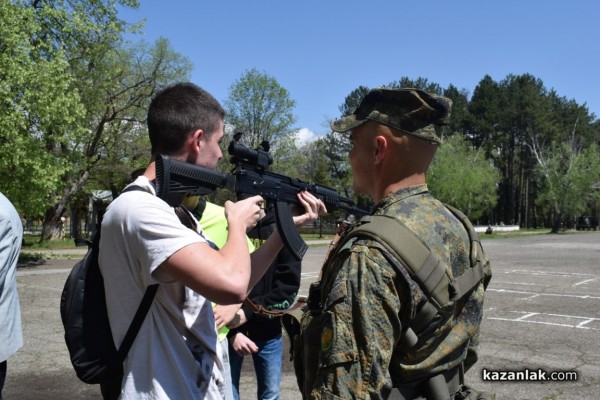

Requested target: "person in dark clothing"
[{"left": 227, "top": 220, "right": 301, "bottom": 400}]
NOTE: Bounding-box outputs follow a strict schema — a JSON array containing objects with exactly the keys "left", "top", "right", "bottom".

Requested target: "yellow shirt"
[{"left": 197, "top": 201, "right": 255, "bottom": 341}]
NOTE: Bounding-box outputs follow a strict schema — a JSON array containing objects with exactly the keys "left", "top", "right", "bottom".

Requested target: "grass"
[
  {"left": 22, "top": 235, "right": 78, "bottom": 250},
  {"left": 479, "top": 227, "right": 597, "bottom": 239},
  {"left": 19, "top": 235, "right": 83, "bottom": 265}
]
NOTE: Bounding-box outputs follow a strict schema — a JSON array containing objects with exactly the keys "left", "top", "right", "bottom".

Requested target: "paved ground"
[{"left": 5, "top": 232, "right": 600, "bottom": 399}]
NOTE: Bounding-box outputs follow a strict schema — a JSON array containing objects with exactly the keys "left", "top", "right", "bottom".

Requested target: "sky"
[{"left": 118, "top": 1, "right": 600, "bottom": 143}]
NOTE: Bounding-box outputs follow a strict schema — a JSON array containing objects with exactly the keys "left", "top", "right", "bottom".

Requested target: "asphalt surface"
[{"left": 5, "top": 232, "right": 600, "bottom": 399}]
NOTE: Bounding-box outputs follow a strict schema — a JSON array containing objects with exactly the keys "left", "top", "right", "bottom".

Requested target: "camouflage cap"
[{"left": 330, "top": 88, "right": 452, "bottom": 144}]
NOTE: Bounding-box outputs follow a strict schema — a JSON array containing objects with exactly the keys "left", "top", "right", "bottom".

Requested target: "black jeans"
[{"left": 0, "top": 360, "right": 7, "bottom": 400}]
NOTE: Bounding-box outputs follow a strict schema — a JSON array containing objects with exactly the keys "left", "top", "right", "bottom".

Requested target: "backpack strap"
[
  {"left": 117, "top": 284, "right": 159, "bottom": 360},
  {"left": 111, "top": 185, "right": 160, "bottom": 360},
  {"left": 109, "top": 184, "right": 202, "bottom": 361}
]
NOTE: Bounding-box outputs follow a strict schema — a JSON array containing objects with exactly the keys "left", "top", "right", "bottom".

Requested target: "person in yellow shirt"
[{"left": 183, "top": 195, "right": 255, "bottom": 400}]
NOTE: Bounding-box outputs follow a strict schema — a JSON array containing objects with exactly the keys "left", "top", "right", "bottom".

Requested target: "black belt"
[{"left": 389, "top": 366, "right": 462, "bottom": 400}]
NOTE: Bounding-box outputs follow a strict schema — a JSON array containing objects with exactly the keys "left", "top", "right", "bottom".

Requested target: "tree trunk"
[
  {"left": 40, "top": 217, "right": 65, "bottom": 241},
  {"left": 40, "top": 171, "right": 90, "bottom": 242},
  {"left": 550, "top": 212, "right": 562, "bottom": 234},
  {"left": 41, "top": 197, "right": 70, "bottom": 241}
]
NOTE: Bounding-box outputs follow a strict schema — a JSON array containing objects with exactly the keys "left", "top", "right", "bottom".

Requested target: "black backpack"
[{"left": 60, "top": 186, "right": 158, "bottom": 384}]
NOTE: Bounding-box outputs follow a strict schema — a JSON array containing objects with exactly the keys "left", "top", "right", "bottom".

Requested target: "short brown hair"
[{"left": 147, "top": 82, "right": 225, "bottom": 156}]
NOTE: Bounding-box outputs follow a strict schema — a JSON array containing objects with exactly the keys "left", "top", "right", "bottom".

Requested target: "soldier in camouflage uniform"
[{"left": 309, "top": 88, "right": 490, "bottom": 400}]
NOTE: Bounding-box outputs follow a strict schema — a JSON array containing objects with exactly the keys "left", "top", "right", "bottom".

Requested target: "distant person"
[
  {"left": 0, "top": 192, "right": 24, "bottom": 400},
  {"left": 98, "top": 82, "right": 325, "bottom": 399}
]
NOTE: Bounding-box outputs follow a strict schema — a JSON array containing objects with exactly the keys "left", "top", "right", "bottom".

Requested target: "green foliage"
[
  {"left": 1, "top": 0, "right": 191, "bottom": 240},
  {"left": 22, "top": 235, "right": 76, "bottom": 250},
  {"left": 0, "top": 1, "right": 84, "bottom": 215},
  {"left": 206, "top": 69, "right": 300, "bottom": 206},
  {"left": 224, "top": 68, "right": 296, "bottom": 150},
  {"left": 329, "top": 73, "right": 599, "bottom": 228},
  {"left": 338, "top": 86, "right": 369, "bottom": 117},
  {"left": 443, "top": 85, "right": 470, "bottom": 137},
  {"left": 321, "top": 131, "right": 354, "bottom": 196},
  {"left": 466, "top": 73, "right": 599, "bottom": 227},
  {"left": 85, "top": 38, "right": 192, "bottom": 196},
  {"left": 298, "top": 138, "right": 333, "bottom": 185},
  {"left": 534, "top": 142, "right": 600, "bottom": 231},
  {"left": 386, "top": 77, "right": 442, "bottom": 94},
  {"left": 428, "top": 135, "right": 499, "bottom": 220}
]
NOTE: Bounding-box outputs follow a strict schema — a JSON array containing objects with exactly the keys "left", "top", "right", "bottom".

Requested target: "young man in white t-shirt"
[{"left": 98, "top": 82, "right": 324, "bottom": 400}]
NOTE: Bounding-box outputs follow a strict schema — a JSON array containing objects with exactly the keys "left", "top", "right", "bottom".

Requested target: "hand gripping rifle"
[{"left": 155, "top": 133, "right": 368, "bottom": 261}]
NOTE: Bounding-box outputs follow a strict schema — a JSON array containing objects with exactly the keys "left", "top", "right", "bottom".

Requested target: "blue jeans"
[{"left": 229, "top": 335, "right": 283, "bottom": 400}]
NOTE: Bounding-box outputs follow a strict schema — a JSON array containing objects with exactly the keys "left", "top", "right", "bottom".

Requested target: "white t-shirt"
[{"left": 98, "top": 177, "right": 225, "bottom": 399}]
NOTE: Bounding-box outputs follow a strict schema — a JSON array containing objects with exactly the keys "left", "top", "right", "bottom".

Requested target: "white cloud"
[{"left": 295, "top": 128, "right": 316, "bottom": 145}]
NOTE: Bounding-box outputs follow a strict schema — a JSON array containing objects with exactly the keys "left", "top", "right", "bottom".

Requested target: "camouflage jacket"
[{"left": 310, "top": 184, "right": 486, "bottom": 400}]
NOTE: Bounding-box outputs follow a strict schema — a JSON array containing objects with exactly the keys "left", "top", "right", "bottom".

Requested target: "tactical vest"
[{"left": 281, "top": 205, "right": 493, "bottom": 400}]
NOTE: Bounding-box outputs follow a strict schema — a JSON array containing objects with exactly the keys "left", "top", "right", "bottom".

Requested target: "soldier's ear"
[{"left": 373, "top": 135, "right": 388, "bottom": 164}]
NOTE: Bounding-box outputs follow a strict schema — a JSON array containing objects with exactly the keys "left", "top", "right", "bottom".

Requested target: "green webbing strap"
[
  {"left": 444, "top": 205, "right": 491, "bottom": 297},
  {"left": 338, "top": 211, "right": 489, "bottom": 348},
  {"left": 345, "top": 215, "right": 451, "bottom": 308},
  {"left": 337, "top": 215, "right": 449, "bottom": 348},
  {"left": 451, "top": 265, "right": 486, "bottom": 300}
]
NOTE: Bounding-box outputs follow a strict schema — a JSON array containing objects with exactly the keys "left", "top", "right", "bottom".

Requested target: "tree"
[
  {"left": 428, "top": 135, "right": 499, "bottom": 220},
  {"left": 1, "top": 0, "right": 192, "bottom": 240},
  {"left": 206, "top": 69, "right": 297, "bottom": 205},
  {"left": 297, "top": 138, "right": 333, "bottom": 185},
  {"left": 529, "top": 125, "right": 600, "bottom": 233},
  {"left": 468, "top": 73, "right": 599, "bottom": 228},
  {"left": 443, "top": 84, "right": 471, "bottom": 137},
  {"left": 0, "top": 1, "right": 84, "bottom": 215},
  {"left": 387, "top": 77, "right": 442, "bottom": 94},
  {"left": 320, "top": 86, "right": 369, "bottom": 201},
  {"left": 329, "top": 75, "right": 600, "bottom": 229},
  {"left": 338, "top": 85, "right": 370, "bottom": 117},
  {"left": 224, "top": 68, "right": 296, "bottom": 150}
]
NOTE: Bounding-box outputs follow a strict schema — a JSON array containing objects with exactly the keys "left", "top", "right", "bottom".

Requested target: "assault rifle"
[{"left": 155, "top": 133, "right": 368, "bottom": 260}]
